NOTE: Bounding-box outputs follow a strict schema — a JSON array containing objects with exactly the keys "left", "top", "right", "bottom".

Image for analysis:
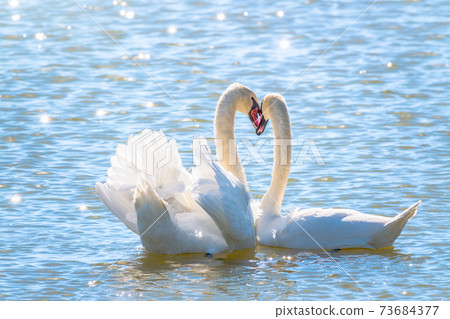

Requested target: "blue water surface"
[{"left": 0, "top": 0, "right": 449, "bottom": 300}]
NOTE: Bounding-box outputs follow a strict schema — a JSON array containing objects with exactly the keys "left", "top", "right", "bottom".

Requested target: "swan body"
[
  {"left": 96, "top": 84, "right": 258, "bottom": 254},
  {"left": 254, "top": 94, "right": 421, "bottom": 250},
  {"left": 256, "top": 202, "right": 421, "bottom": 250},
  {"left": 96, "top": 130, "right": 228, "bottom": 254}
]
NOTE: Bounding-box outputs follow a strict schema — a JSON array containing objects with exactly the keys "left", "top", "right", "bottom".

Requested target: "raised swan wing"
[{"left": 191, "top": 137, "right": 255, "bottom": 250}]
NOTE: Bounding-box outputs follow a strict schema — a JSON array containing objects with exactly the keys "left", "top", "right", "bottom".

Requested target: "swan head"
[
  {"left": 255, "top": 93, "right": 286, "bottom": 135},
  {"left": 223, "top": 83, "right": 261, "bottom": 129}
]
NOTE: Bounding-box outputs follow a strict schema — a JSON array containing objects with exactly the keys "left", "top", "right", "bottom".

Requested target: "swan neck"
[
  {"left": 214, "top": 92, "right": 247, "bottom": 187},
  {"left": 261, "top": 105, "right": 291, "bottom": 216}
]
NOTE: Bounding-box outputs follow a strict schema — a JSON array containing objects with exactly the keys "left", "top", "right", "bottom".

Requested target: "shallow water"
[{"left": 1, "top": 0, "right": 449, "bottom": 300}]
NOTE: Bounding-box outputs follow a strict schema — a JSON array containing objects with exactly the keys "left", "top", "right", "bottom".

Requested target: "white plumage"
[
  {"left": 96, "top": 84, "right": 259, "bottom": 254},
  {"left": 256, "top": 202, "right": 421, "bottom": 250},
  {"left": 192, "top": 140, "right": 255, "bottom": 251},
  {"left": 254, "top": 94, "right": 421, "bottom": 250}
]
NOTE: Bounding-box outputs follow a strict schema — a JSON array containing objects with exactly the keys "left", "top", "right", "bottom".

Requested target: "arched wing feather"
[{"left": 191, "top": 137, "right": 255, "bottom": 249}]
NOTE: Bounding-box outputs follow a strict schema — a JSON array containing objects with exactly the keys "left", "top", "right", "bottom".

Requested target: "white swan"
[
  {"left": 96, "top": 83, "right": 259, "bottom": 254},
  {"left": 254, "top": 93, "right": 421, "bottom": 250}
]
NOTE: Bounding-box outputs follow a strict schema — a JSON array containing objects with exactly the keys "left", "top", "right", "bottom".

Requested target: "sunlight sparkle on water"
[
  {"left": 35, "top": 33, "right": 47, "bottom": 41},
  {"left": 39, "top": 114, "right": 51, "bottom": 124},
  {"left": 11, "top": 14, "right": 21, "bottom": 21},
  {"left": 276, "top": 10, "right": 285, "bottom": 18},
  {"left": 8, "top": 0, "right": 19, "bottom": 7},
  {"left": 142, "top": 102, "right": 155, "bottom": 107},
  {"left": 279, "top": 39, "right": 290, "bottom": 49},
  {"left": 120, "top": 10, "right": 135, "bottom": 19},
  {"left": 0, "top": 0, "right": 445, "bottom": 302},
  {"left": 168, "top": 26, "right": 177, "bottom": 34},
  {"left": 10, "top": 194, "right": 22, "bottom": 204},
  {"left": 136, "top": 53, "right": 150, "bottom": 60},
  {"left": 125, "top": 11, "right": 135, "bottom": 19},
  {"left": 217, "top": 13, "right": 226, "bottom": 21},
  {"left": 113, "top": 1, "right": 127, "bottom": 6}
]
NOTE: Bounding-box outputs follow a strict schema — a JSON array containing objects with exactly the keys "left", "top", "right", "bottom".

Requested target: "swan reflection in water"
[{"left": 96, "top": 244, "right": 417, "bottom": 300}]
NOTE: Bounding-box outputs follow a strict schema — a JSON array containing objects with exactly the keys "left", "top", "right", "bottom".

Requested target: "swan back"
[{"left": 257, "top": 201, "right": 420, "bottom": 250}]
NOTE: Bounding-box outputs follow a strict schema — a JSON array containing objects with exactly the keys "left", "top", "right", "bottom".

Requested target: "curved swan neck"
[
  {"left": 214, "top": 87, "right": 248, "bottom": 188},
  {"left": 261, "top": 96, "right": 292, "bottom": 216}
]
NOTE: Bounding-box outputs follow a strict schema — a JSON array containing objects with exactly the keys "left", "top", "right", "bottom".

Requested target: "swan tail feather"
[
  {"left": 126, "top": 129, "right": 191, "bottom": 200},
  {"left": 133, "top": 178, "right": 177, "bottom": 244},
  {"left": 97, "top": 129, "right": 192, "bottom": 233},
  {"left": 95, "top": 182, "right": 138, "bottom": 234},
  {"left": 369, "top": 200, "right": 421, "bottom": 248}
]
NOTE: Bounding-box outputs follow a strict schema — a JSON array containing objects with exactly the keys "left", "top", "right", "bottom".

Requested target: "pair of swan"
[{"left": 96, "top": 83, "right": 420, "bottom": 254}]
